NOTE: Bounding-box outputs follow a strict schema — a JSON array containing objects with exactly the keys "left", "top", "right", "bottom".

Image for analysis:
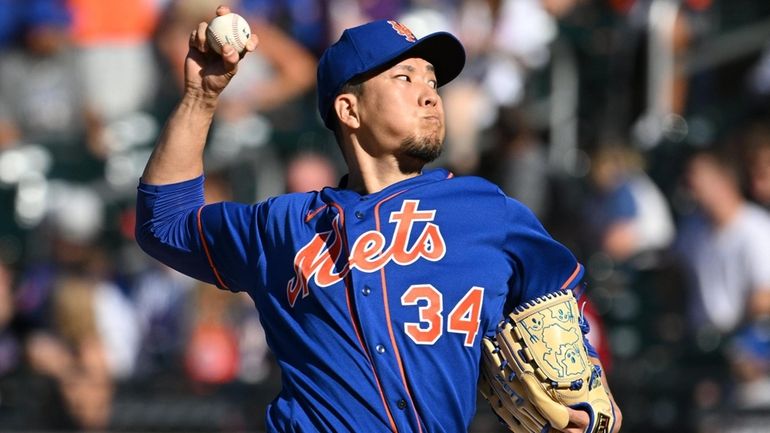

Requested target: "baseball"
[{"left": 206, "top": 13, "right": 251, "bottom": 55}]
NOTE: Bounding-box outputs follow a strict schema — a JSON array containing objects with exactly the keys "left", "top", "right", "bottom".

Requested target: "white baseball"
[{"left": 206, "top": 13, "right": 251, "bottom": 55}]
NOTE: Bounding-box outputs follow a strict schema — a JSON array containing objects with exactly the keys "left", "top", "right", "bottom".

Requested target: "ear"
[{"left": 334, "top": 93, "right": 360, "bottom": 130}]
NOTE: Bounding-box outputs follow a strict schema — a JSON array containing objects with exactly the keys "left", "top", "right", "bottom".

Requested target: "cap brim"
[
  {"left": 402, "top": 32, "right": 466, "bottom": 87},
  {"left": 353, "top": 31, "right": 466, "bottom": 88}
]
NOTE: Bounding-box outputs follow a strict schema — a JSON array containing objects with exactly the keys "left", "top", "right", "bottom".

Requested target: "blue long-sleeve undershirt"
[{"left": 135, "top": 175, "right": 218, "bottom": 285}]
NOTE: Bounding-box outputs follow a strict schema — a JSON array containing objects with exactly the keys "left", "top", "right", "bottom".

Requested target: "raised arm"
[{"left": 141, "top": 5, "right": 259, "bottom": 185}]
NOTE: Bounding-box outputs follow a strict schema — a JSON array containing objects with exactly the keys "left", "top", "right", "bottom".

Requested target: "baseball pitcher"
[{"left": 136, "top": 5, "right": 622, "bottom": 433}]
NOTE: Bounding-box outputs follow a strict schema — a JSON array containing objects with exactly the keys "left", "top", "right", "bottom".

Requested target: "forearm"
[{"left": 142, "top": 93, "right": 218, "bottom": 185}]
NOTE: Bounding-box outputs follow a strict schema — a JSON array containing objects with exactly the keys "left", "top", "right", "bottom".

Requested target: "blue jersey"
[{"left": 135, "top": 168, "right": 587, "bottom": 433}]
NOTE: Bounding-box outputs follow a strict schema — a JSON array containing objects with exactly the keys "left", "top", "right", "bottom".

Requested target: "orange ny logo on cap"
[{"left": 388, "top": 20, "right": 416, "bottom": 42}]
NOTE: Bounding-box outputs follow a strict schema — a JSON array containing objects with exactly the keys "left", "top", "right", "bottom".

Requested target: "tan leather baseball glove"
[{"left": 480, "top": 289, "right": 615, "bottom": 433}]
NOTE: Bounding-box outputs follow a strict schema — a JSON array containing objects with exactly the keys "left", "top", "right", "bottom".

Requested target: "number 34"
[{"left": 400, "top": 285, "right": 484, "bottom": 347}]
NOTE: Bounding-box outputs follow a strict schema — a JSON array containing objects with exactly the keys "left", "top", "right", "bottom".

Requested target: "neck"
[
  {"left": 708, "top": 193, "right": 743, "bottom": 228},
  {"left": 343, "top": 139, "right": 424, "bottom": 195}
]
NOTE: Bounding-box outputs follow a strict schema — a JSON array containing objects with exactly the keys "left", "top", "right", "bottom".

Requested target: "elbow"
[
  {"left": 134, "top": 219, "right": 158, "bottom": 258},
  {"left": 134, "top": 206, "right": 170, "bottom": 261}
]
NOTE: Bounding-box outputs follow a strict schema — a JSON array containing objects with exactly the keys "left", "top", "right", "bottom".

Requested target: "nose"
[{"left": 419, "top": 84, "right": 438, "bottom": 107}]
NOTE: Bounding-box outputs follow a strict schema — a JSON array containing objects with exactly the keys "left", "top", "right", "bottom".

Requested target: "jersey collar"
[{"left": 324, "top": 168, "right": 452, "bottom": 205}]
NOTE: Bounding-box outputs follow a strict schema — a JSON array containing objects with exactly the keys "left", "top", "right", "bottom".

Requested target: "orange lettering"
[
  {"left": 287, "top": 232, "right": 328, "bottom": 307},
  {"left": 402, "top": 284, "right": 443, "bottom": 345},
  {"left": 349, "top": 231, "right": 388, "bottom": 271},
  {"left": 412, "top": 223, "right": 445, "bottom": 261},
  {"left": 286, "top": 217, "right": 348, "bottom": 307},
  {"left": 287, "top": 201, "right": 448, "bottom": 307},
  {"left": 389, "top": 200, "right": 437, "bottom": 265},
  {"left": 447, "top": 287, "right": 484, "bottom": 346}
]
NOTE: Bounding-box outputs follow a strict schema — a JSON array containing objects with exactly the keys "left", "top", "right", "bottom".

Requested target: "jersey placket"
[{"left": 340, "top": 196, "right": 424, "bottom": 433}]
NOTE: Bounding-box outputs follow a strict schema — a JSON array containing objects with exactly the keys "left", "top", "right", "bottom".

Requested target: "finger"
[
  {"left": 220, "top": 43, "right": 239, "bottom": 72},
  {"left": 196, "top": 22, "right": 209, "bottom": 52},
  {"left": 216, "top": 5, "right": 231, "bottom": 16},
  {"left": 189, "top": 29, "right": 197, "bottom": 49},
  {"left": 245, "top": 33, "right": 260, "bottom": 52},
  {"left": 567, "top": 407, "right": 589, "bottom": 425},
  {"left": 562, "top": 408, "right": 589, "bottom": 433}
]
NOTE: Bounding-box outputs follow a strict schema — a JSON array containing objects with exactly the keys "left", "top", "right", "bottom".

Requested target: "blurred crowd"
[{"left": 1, "top": 0, "right": 770, "bottom": 432}]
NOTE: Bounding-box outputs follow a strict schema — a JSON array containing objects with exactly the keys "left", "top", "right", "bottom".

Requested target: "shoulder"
[
  {"left": 207, "top": 191, "right": 322, "bottom": 225},
  {"left": 257, "top": 191, "right": 324, "bottom": 220},
  {"left": 430, "top": 173, "right": 513, "bottom": 208},
  {"left": 263, "top": 191, "right": 320, "bottom": 208},
  {"left": 741, "top": 203, "right": 770, "bottom": 225},
  {"left": 441, "top": 174, "right": 543, "bottom": 226},
  {"left": 444, "top": 173, "right": 504, "bottom": 191},
  {"left": 737, "top": 204, "right": 770, "bottom": 239},
  {"left": 429, "top": 173, "right": 508, "bottom": 203}
]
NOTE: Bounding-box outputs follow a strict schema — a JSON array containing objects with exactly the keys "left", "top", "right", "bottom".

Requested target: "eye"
[
  {"left": 395, "top": 74, "right": 411, "bottom": 82},
  {"left": 428, "top": 79, "right": 437, "bottom": 89}
]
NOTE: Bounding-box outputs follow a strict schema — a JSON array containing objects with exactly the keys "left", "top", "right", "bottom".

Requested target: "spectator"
[
  {"left": 67, "top": 0, "right": 162, "bottom": 124},
  {"left": 0, "top": 1, "right": 93, "bottom": 155},
  {"left": 51, "top": 276, "right": 115, "bottom": 430},
  {"left": 14, "top": 184, "right": 139, "bottom": 429},
  {"left": 677, "top": 147, "right": 770, "bottom": 409},
  {"left": 677, "top": 149, "right": 770, "bottom": 335},
  {"left": 583, "top": 144, "right": 675, "bottom": 264}
]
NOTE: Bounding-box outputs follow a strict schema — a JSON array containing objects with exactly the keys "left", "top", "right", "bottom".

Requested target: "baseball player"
[{"left": 136, "top": 6, "right": 621, "bottom": 433}]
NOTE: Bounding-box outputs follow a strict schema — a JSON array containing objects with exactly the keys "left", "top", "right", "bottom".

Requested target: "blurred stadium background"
[{"left": 1, "top": 0, "right": 770, "bottom": 431}]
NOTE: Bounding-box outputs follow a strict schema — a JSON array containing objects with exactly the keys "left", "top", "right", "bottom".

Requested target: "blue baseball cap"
[{"left": 317, "top": 19, "right": 465, "bottom": 130}]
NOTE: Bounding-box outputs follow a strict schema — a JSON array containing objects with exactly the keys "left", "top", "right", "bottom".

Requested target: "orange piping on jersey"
[
  {"left": 305, "top": 204, "right": 329, "bottom": 223},
  {"left": 560, "top": 263, "right": 582, "bottom": 290},
  {"left": 374, "top": 191, "right": 425, "bottom": 433},
  {"left": 330, "top": 202, "right": 398, "bottom": 433},
  {"left": 196, "top": 205, "right": 230, "bottom": 290}
]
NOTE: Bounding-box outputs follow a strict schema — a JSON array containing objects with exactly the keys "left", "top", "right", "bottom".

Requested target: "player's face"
[
  {"left": 685, "top": 156, "right": 733, "bottom": 209},
  {"left": 357, "top": 57, "right": 445, "bottom": 163}
]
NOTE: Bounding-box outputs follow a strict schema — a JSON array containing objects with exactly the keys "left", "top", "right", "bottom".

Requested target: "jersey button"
[
  {"left": 397, "top": 399, "right": 407, "bottom": 410},
  {"left": 375, "top": 344, "right": 386, "bottom": 354},
  {"left": 355, "top": 210, "right": 364, "bottom": 219},
  {"left": 362, "top": 286, "right": 371, "bottom": 296}
]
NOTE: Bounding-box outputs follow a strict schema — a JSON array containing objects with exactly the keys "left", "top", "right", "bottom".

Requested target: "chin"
[{"left": 399, "top": 134, "right": 443, "bottom": 163}]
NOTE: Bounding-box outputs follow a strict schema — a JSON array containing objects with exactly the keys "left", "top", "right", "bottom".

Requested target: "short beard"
[{"left": 399, "top": 134, "right": 443, "bottom": 164}]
